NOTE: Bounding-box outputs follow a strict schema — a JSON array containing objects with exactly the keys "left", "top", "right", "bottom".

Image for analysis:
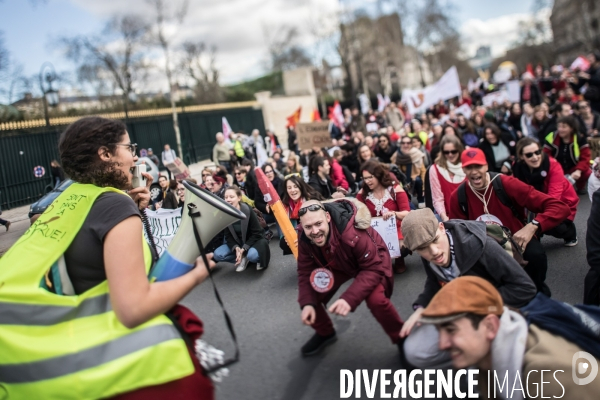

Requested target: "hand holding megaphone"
[
  {"left": 192, "top": 252, "right": 217, "bottom": 285},
  {"left": 129, "top": 170, "right": 153, "bottom": 210}
]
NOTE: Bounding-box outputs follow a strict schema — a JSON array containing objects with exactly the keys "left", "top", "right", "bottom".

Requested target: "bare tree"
[
  {"left": 264, "top": 25, "right": 313, "bottom": 72},
  {"left": 0, "top": 32, "right": 9, "bottom": 78},
  {"left": 146, "top": 0, "right": 188, "bottom": 160},
  {"left": 58, "top": 14, "right": 150, "bottom": 118},
  {"left": 181, "top": 41, "right": 223, "bottom": 104}
]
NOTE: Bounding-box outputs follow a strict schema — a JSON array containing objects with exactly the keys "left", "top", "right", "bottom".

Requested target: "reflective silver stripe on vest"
[
  {"left": 0, "top": 294, "right": 111, "bottom": 326},
  {"left": 0, "top": 324, "right": 181, "bottom": 384}
]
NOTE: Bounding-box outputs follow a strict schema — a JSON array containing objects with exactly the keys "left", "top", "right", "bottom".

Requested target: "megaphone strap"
[{"left": 188, "top": 204, "right": 240, "bottom": 373}]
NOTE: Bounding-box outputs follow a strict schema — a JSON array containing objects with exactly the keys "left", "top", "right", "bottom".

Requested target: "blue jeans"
[{"left": 213, "top": 244, "right": 260, "bottom": 263}]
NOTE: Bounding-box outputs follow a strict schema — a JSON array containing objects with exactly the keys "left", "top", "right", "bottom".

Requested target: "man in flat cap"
[
  {"left": 399, "top": 208, "right": 536, "bottom": 368},
  {"left": 419, "top": 276, "right": 600, "bottom": 399}
]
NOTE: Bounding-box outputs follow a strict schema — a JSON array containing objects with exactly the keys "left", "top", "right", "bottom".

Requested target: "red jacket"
[
  {"left": 297, "top": 200, "right": 393, "bottom": 311},
  {"left": 448, "top": 174, "right": 570, "bottom": 235},
  {"left": 543, "top": 157, "right": 579, "bottom": 221},
  {"left": 330, "top": 158, "right": 349, "bottom": 190}
]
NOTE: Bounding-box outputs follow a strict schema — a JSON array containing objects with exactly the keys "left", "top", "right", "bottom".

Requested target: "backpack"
[{"left": 457, "top": 172, "right": 527, "bottom": 266}]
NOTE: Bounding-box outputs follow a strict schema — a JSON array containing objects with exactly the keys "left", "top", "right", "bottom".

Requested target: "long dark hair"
[
  {"left": 281, "top": 175, "right": 324, "bottom": 205},
  {"left": 359, "top": 160, "right": 394, "bottom": 195},
  {"left": 59, "top": 116, "right": 129, "bottom": 188}
]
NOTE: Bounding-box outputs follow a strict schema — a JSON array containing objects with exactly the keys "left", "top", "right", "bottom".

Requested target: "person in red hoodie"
[
  {"left": 321, "top": 148, "right": 349, "bottom": 190},
  {"left": 296, "top": 199, "right": 404, "bottom": 356},
  {"left": 449, "top": 148, "right": 570, "bottom": 296},
  {"left": 543, "top": 115, "right": 591, "bottom": 192},
  {"left": 513, "top": 137, "right": 579, "bottom": 246}
]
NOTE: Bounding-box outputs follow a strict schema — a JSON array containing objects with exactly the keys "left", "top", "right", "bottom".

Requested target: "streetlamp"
[{"left": 39, "top": 62, "right": 59, "bottom": 127}]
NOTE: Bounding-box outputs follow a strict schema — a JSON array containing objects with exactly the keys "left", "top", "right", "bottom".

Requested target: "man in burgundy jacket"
[
  {"left": 296, "top": 199, "right": 404, "bottom": 356},
  {"left": 449, "top": 148, "right": 570, "bottom": 296}
]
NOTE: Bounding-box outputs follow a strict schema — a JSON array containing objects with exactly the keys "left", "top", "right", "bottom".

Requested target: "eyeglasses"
[
  {"left": 443, "top": 150, "right": 459, "bottom": 155},
  {"left": 265, "top": 169, "right": 274, "bottom": 174},
  {"left": 111, "top": 143, "right": 137, "bottom": 156},
  {"left": 298, "top": 204, "right": 325, "bottom": 217},
  {"left": 524, "top": 150, "right": 542, "bottom": 159},
  {"left": 363, "top": 174, "right": 375, "bottom": 181},
  {"left": 176, "top": 188, "right": 185, "bottom": 192},
  {"left": 235, "top": 172, "right": 245, "bottom": 176},
  {"left": 202, "top": 173, "right": 212, "bottom": 178},
  {"left": 401, "top": 141, "right": 412, "bottom": 145}
]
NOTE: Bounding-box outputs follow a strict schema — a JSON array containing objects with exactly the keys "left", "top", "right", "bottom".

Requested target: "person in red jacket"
[
  {"left": 449, "top": 148, "right": 571, "bottom": 296},
  {"left": 513, "top": 137, "right": 579, "bottom": 246},
  {"left": 296, "top": 199, "right": 404, "bottom": 356},
  {"left": 543, "top": 115, "right": 591, "bottom": 192}
]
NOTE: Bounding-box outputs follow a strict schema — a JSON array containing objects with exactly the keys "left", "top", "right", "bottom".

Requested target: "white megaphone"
[{"left": 149, "top": 180, "right": 246, "bottom": 281}]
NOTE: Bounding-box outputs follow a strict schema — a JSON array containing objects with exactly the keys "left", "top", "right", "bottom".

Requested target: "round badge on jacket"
[
  {"left": 310, "top": 268, "right": 334, "bottom": 293},
  {"left": 476, "top": 213, "right": 503, "bottom": 226}
]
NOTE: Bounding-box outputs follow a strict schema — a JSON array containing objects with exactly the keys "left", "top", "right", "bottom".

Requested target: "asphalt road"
[{"left": 182, "top": 194, "right": 593, "bottom": 400}]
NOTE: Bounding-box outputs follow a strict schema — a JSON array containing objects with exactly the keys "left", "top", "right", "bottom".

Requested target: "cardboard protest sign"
[
  {"left": 143, "top": 208, "right": 182, "bottom": 256},
  {"left": 370, "top": 217, "right": 401, "bottom": 258},
  {"left": 297, "top": 121, "right": 332, "bottom": 151},
  {"left": 165, "top": 157, "right": 191, "bottom": 180}
]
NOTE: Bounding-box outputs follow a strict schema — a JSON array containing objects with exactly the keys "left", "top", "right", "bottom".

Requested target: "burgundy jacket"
[{"left": 296, "top": 199, "right": 393, "bottom": 311}]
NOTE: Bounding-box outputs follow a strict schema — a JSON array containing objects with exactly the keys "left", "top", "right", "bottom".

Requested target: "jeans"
[
  {"left": 545, "top": 219, "right": 577, "bottom": 242},
  {"left": 213, "top": 244, "right": 260, "bottom": 263},
  {"left": 523, "top": 237, "right": 550, "bottom": 295}
]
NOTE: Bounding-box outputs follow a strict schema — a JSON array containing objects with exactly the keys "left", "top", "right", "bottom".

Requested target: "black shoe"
[
  {"left": 301, "top": 332, "right": 337, "bottom": 356},
  {"left": 265, "top": 230, "right": 274, "bottom": 241}
]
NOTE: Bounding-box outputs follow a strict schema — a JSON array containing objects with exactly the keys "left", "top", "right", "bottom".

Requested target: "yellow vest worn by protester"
[{"left": 0, "top": 183, "right": 194, "bottom": 399}]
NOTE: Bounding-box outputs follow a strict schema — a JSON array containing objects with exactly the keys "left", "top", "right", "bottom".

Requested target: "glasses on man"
[
  {"left": 524, "top": 150, "right": 542, "bottom": 159},
  {"left": 111, "top": 143, "right": 137, "bottom": 156},
  {"left": 298, "top": 204, "right": 326, "bottom": 217},
  {"left": 443, "top": 150, "right": 459, "bottom": 155}
]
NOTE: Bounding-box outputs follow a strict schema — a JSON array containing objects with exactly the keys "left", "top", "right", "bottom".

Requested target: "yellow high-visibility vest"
[{"left": 0, "top": 183, "right": 193, "bottom": 399}]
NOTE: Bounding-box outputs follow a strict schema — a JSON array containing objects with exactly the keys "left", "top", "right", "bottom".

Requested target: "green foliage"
[{"left": 223, "top": 71, "right": 284, "bottom": 102}]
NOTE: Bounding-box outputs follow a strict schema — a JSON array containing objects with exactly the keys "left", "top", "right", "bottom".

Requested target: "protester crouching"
[
  {"left": 449, "top": 148, "right": 570, "bottom": 295},
  {"left": 543, "top": 115, "right": 591, "bottom": 193},
  {"left": 513, "top": 138, "right": 579, "bottom": 246},
  {"left": 296, "top": 199, "right": 404, "bottom": 356},
  {"left": 398, "top": 209, "right": 536, "bottom": 368}
]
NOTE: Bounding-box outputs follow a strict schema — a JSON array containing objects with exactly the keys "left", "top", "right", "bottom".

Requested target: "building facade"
[{"left": 551, "top": 0, "right": 600, "bottom": 64}]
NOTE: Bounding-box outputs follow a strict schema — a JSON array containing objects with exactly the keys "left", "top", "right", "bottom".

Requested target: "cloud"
[
  {"left": 460, "top": 8, "right": 552, "bottom": 59},
  {"left": 68, "top": 0, "right": 341, "bottom": 87}
]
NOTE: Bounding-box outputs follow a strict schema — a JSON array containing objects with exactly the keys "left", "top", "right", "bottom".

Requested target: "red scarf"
[{"left": 288, "top": 198, "right": 304, "bottom": 220}]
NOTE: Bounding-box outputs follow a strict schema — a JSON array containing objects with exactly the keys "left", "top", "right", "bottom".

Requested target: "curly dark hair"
[
  {"left": 360, "top": 160, "right": 394, "bottom": 194},
  {"left": 281, "top": 175, "right": 324, "bottom": 205},
  {"left": 59, "top": 117, "right": 129, "bottom": 189}
]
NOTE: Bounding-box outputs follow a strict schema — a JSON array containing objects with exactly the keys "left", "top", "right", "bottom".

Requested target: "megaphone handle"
[{"left": 188, "top": 207, "right": 240, "bottom": 371}]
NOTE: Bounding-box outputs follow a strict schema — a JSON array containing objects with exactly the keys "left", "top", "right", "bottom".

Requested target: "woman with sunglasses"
[
  {"left": 513, "top": 138, "right": 579, "bottom": 246},
  {"left": 428, "top": 135, "right": 466, "bottom": 222},
  {"left": 213, "top": 186, "right": 270, "bottom": 272},
  {"left": 200, "top": 167, "right": 214, "bottom": 189},
  {"left": 280, "top": 175, "right": 324, "bottom": 255},
  {"left": 233, "top": 167, "right": 247, "bottom": 188},
  {"left": 396, "top": 136, "right": 426, "bottom": 208},
  {"left": 0, "top": 117, "right": 215, "bottom": 398},
  {"left": 356, "top": 161, "right": 411, "bottom": 273}
]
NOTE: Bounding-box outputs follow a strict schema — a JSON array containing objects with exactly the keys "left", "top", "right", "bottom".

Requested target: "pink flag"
[
  {"left": 222, "top": 117, "right": 233, "bottom": 140},
  {"left": 570, "top": 56, "right": 591, "bottom": 72}
]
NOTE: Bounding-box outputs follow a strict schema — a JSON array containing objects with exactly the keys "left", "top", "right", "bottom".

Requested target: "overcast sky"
[{"left": 0, "top": 0, "right": 541, "bottom": 98}]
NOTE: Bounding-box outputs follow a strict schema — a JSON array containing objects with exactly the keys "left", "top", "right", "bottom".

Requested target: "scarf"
[
  {"left": 447, "top": 161, "right": 466, "bottom": 179},
  {"left": 288, "top": 198, "right": 304, "bottom": 220},
  {"left": 512, "top": 156, "right": 549, "bottom": 192}
]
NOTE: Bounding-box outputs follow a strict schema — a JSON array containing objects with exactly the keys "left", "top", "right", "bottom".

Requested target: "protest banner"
[
  {"left": 505, "top": 80, "right": 521, "bottom": 103},
  {"left": 370, "top": 217, "right": 401, "bottom": 258},
  {"left": 455, "top": 103, "right": 472, "bottom": 120},
  {"left": 401, "top": 66, "right": 461, "bottom": 114},
  {"left": 143, "top": 208, "right": 182, "bottom": 257},
  {"left": 164, "top": 158, "right": 191, "bottom": 180},
  {"left": 482, "top": 90, "right": 510, "bottom": 107},
  {"left": 297, "top": 121, "right": 332, "bottom": 151}
]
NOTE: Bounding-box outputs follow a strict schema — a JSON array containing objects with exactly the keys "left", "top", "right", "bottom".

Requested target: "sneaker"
[
  {"left": 418, "top": 202, "right": 425, "bottom": 209},
  {"left": 5, "top": 221, "right": 10, "bottom": 231},
  {"left": 256, "top": 262, "right": 268, "bottom": 271},
  {"left": 564, "top": 238, "right": 578, "bottom": 247},
  {"left": 235, "top": 257, "right": 249, "bottom": 272},
  {"left": 301, "top": 332, "right": 337, "bottom": 357}
]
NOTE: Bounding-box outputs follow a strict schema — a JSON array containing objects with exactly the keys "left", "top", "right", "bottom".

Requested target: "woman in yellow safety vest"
[{"left": 0, "top": 116, "right": 215, "bottom": 399}]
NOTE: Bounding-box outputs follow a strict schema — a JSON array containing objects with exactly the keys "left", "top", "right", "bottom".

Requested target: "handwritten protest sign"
[
  {"left": 297, "top": 121, "right": 331, "bottom": 151},
  {"left": 370, "top": 217, "right": 401, "bottom": 258},
  {"left": 143, "top": 208, "right": 182, "bottom": 256}
]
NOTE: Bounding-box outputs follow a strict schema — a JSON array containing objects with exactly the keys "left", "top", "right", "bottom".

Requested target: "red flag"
[
  {"left": 526, "top": 63, "right": 534, "bottom": 76},
  {"left": 286, "top": 106, "right": 301, "bottom": 128},
  {"left": 311, "top": 108, "right": 321, "bottom": 121},
  {"left": 327, "top": 101, "right": 344, "bottom": 127}
]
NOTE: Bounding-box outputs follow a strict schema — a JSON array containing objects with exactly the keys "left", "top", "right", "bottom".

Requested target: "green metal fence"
[{"left": 0, "top": 106, "right": 265, "bottom": 210}]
